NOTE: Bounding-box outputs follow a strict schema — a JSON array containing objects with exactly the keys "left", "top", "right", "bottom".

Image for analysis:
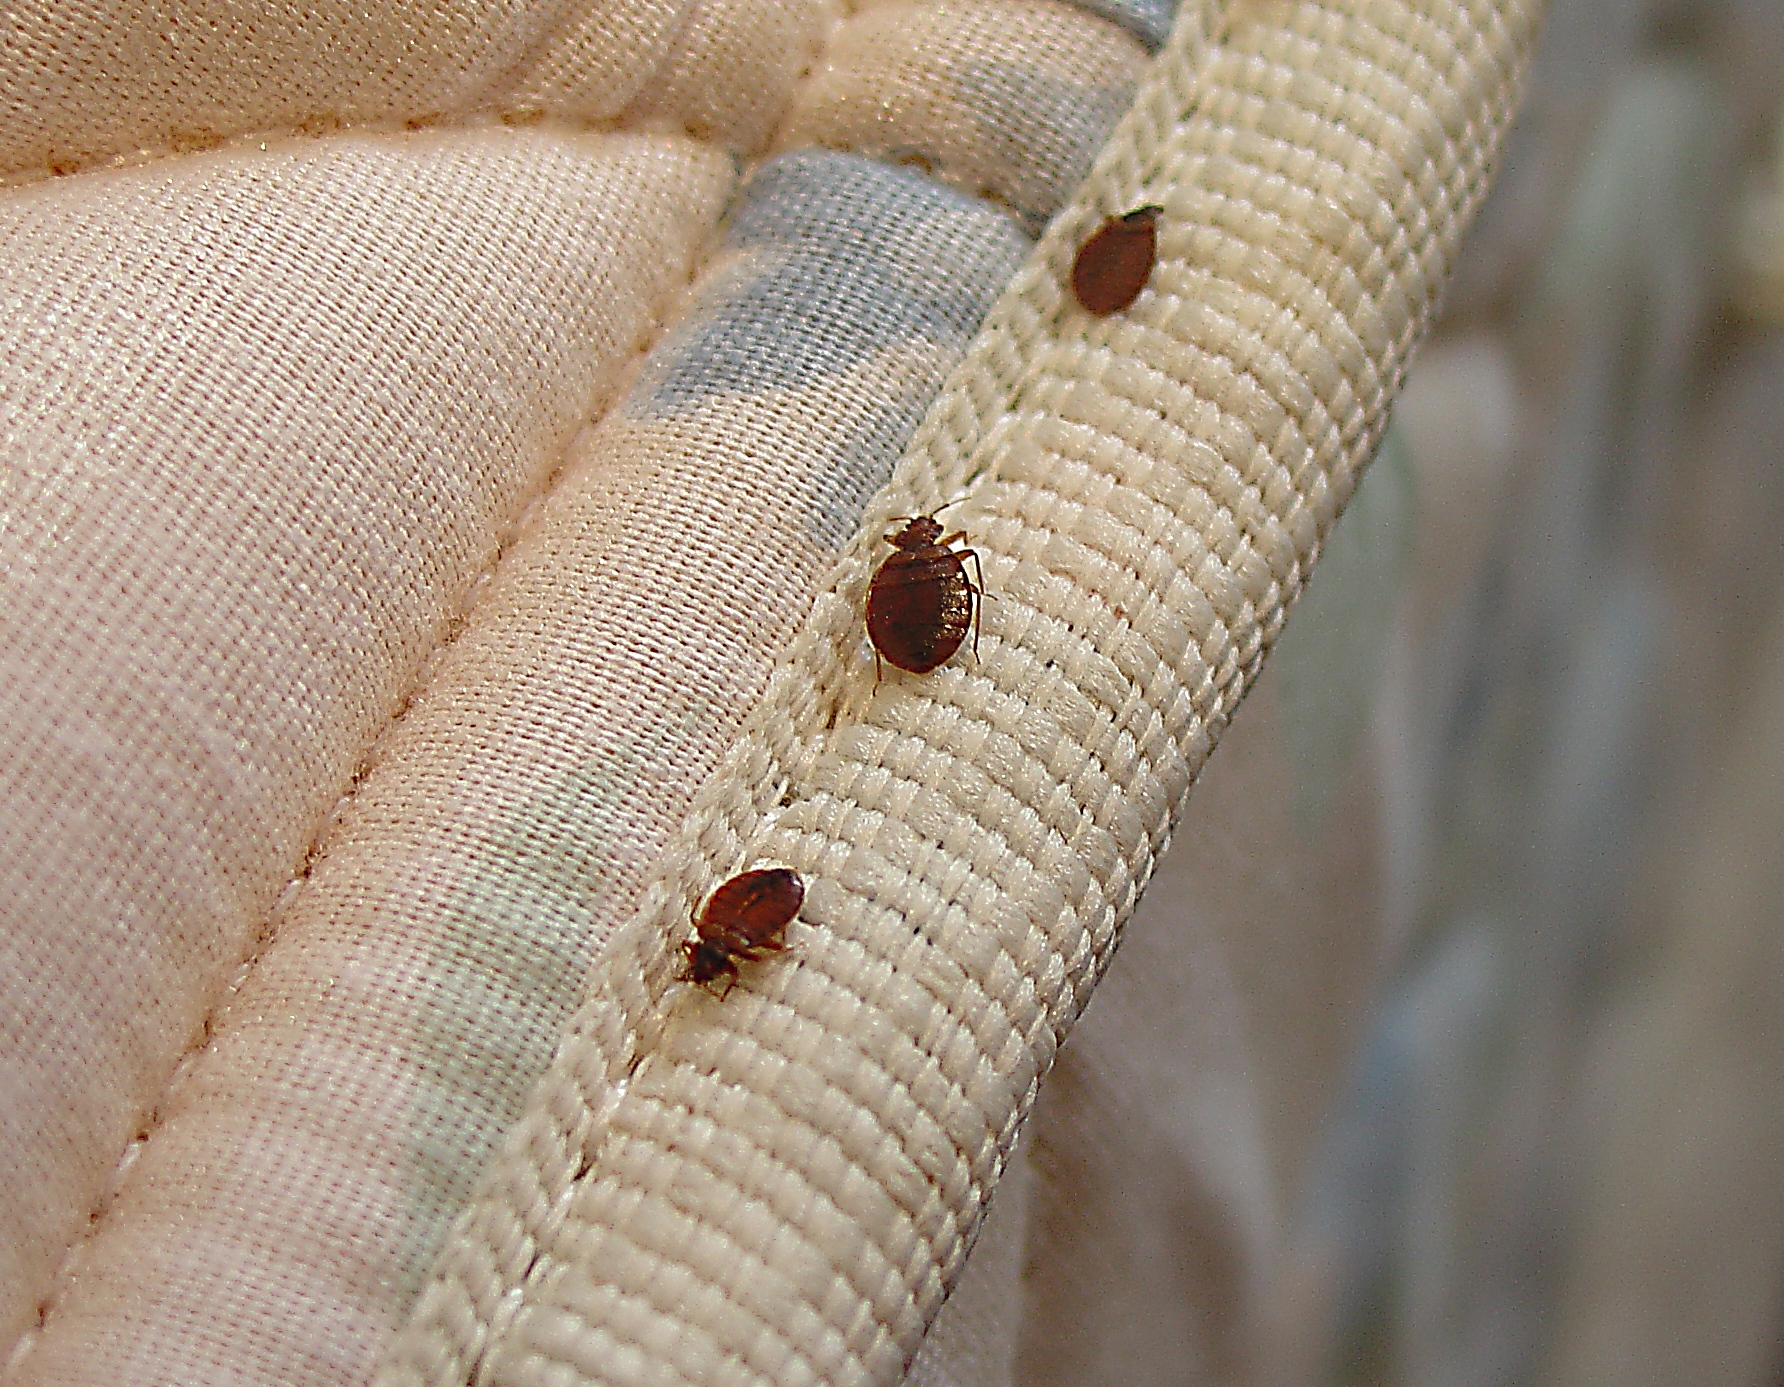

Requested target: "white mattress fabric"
[{"left": 0, "top": 1, "right": 1540, "bottom": 1383}]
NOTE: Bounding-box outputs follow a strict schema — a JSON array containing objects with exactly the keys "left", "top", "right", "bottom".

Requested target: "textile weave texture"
[{"left": 0, "top": 0, "right": 1540, "bottom": 1384}]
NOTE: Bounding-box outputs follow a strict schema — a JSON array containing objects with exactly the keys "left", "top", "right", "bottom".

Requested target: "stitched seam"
[
  {"left": 0, "top": 0, "right": 725, "bottom": 190},
  {"left": 2, "top": 66, "right": 807, "bottom": 1387},
  {"left": 380, "top": 0, "right": 1543, "bottom": 1377}
]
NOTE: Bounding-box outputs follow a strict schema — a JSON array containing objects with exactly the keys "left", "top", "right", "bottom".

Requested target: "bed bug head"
[
  {"left": 680, "top": 936, "right": 737, "bottom": 991},
  {"left": 887, "top": 515, "right": 944, "bottom": 549}
]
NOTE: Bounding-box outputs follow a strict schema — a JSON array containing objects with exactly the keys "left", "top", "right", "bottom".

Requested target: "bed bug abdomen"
[
  {"left": 866, "top": 515, "right": 984, "bottom": 676},
  {"left": 1070, "top": 205, "right": 1162, "bottom": 316},
  {"left": 679, "top": 867, "right": 804, "bottom": 996}
]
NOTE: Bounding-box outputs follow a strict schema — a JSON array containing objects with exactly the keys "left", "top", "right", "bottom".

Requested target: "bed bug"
[
  {"left": 1070, "top": 204, "right": 1162, "bottom": 316},
  {"left": 866, "top": 513, "right": 984, "bottom": 678},
  {"left": 678, "top": 867, "right": 804, "bottom": 997}
]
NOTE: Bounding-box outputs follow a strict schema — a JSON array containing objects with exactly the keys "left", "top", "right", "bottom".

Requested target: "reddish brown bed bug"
[
  {"left": 678, "top": 867, "right": 804, "bottom": 997},
  {"left": 865, "top": 513, "right": 985, "bottom": 678},
  {"left": 1070, "top": 205, "right": 1162, "bottom": 316}
]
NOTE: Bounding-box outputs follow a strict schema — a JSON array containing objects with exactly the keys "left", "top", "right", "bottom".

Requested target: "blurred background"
[{"left": 1261, "top": 0, "right": 1784, "bottom": 1381}]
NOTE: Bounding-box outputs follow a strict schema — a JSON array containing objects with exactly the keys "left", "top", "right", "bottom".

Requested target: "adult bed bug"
[
  {"left": 678, "top": 867, "right": 804, "bottom": 997},
  {"left": 1070, "top": 205, "right": 1162, "bottom": 316},
  {"left": 865, "top": 514, "right": 984, "bottom": 678}
]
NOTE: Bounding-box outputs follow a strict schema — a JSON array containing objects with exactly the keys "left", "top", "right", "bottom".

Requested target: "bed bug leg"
[{"left": 947, "top": 537, "right": 987, "bottom": 662}]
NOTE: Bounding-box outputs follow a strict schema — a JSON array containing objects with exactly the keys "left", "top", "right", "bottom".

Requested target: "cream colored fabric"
[
  {"left": 0, "top": 128, "right": 736, "bottom": 1370},
  {"left": 381, "top": 2, "right": 1542, "bottom": 1384},
  {"left": 780, "top": 0, "right": 1152, "bottom": 231},
  {"left": 1, "top": 2, "right": 1117, "bottom": 1380},
  {"left": 0, "top": 0, "right": 1540, "bottom": 1383},
  {"left": 0, "top": 0, "right": 822, "bottom": 180}
]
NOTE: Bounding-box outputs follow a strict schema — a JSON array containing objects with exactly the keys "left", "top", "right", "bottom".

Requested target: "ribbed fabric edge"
[{"left": 377, "top": 0, "right": 1544, "bottom": 1380}]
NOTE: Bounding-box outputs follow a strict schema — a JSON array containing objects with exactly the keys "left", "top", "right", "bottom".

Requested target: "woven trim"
[{"left": 378, "top": 0, "right": 1542, "bottom": 1381}]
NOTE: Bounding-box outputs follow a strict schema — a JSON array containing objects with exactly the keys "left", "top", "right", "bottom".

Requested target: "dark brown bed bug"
[
  {"left": 865, "top": 514, "right": 984, "bottom": 678},
  {"left": 678, "top": 867, "right": 804, "bottom": 997},
  {"left": 1070, "top": 205, "right": 1162, "bottom": 316}
]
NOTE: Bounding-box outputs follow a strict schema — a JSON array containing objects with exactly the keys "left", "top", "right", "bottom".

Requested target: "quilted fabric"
[{"left": 0, "top": 0, "right": 1540, "bottom": 1384}]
